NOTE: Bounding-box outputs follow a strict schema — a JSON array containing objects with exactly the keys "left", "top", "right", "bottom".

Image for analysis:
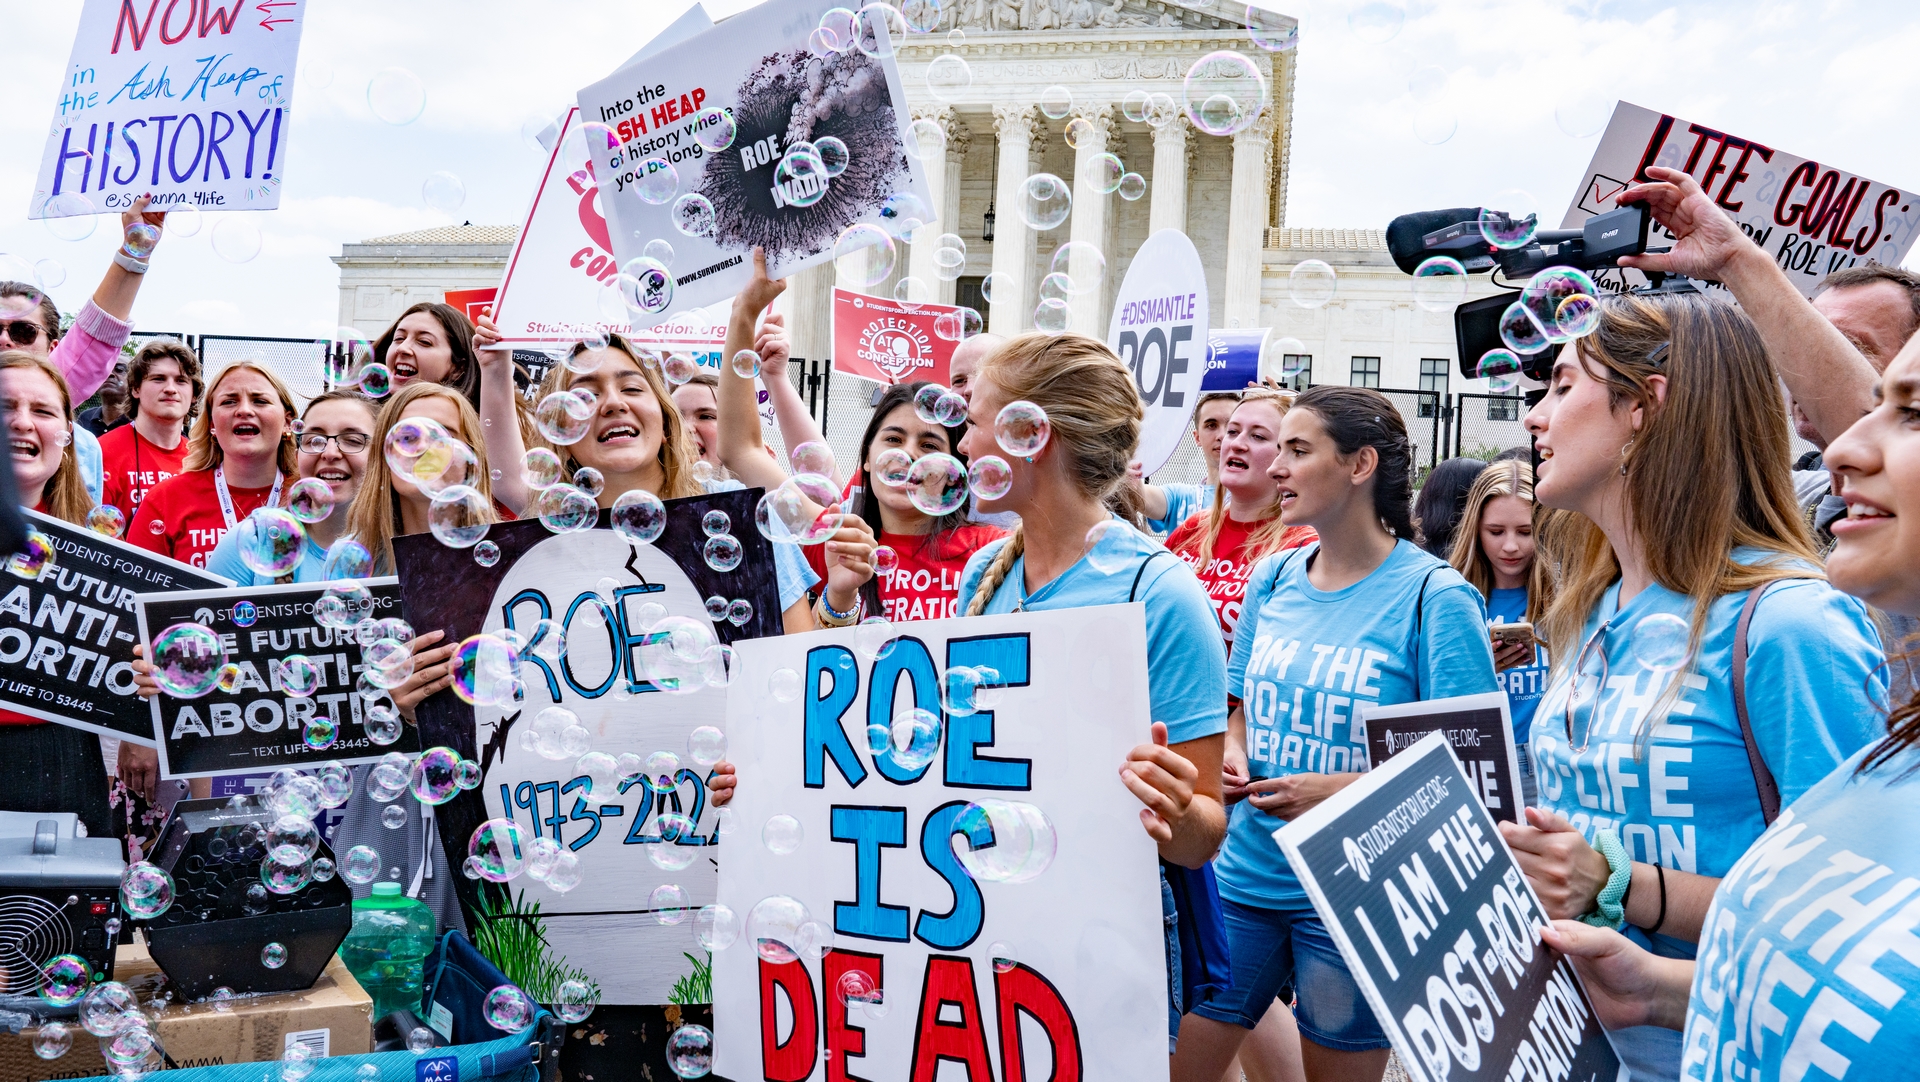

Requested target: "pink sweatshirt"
[{"left": 51, "top": 300, "right": 133, "bottom": 402}]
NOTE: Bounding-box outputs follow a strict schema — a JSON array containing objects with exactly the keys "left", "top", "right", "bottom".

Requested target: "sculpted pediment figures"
[{"left": 951, "top": 0, "right": 1192, "bottom": 32}]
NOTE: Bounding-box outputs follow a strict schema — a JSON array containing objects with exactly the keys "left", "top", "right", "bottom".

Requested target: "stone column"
[
  {"left": 1148, "top": 114, "right": 1191, "bottom": 238},
  {"left": 937, "top": 121, "right": 971, "bottom": 306},
  {"left": 1065, "top": 103, "right": 1115, "bottom": 336},
  {"left": 988, "top": 105, "right": 1039, "bottom": 336},
  {"left": 781, "top": 261, "right": 836, "bottom": 363},
  {"left": 1224, "top": 108, "right": 1275, "bottom": 330},
  {"left": 908, "top": 106, "right": 954, "bottom": 302}
]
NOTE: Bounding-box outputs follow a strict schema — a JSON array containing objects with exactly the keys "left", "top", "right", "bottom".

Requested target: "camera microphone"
[{"left": 1384, "top": 208, "right": 1485, "bottom": 274}]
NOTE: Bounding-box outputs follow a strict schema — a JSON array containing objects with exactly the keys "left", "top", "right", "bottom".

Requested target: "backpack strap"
[
  {"left": 1410, "top": 565, "right": 1443, "bottom": 700},
  {"left": 1267, "top": 545, "right": 1308, "bottom": 593},
  {"left": 1732, "top": 583, "right": 1780, "bottom": 825},
  {"left": 1129, "top": 550, "right": 1172, "bottom": 603}
]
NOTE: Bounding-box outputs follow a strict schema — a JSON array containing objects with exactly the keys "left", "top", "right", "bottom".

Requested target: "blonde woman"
[
  {"left": 129, "top": 361, "right": 298, "bottom": 569},
  {"left": 341, "top": 381, "right": 505, "bottom": 576},
  {"left": 952, "top": 332, "right": 1231, "bottom": 1060},
  {"left": 1448, "top": 459, "right": 1554, "bottom": 805},
  {"left": 1507, "top": 291, "right": 1886, "bottom": 1081}
]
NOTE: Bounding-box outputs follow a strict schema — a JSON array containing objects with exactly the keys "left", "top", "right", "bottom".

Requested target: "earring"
[{"left": 1619, "top": 437, "right": 1634, "bottom": 475}]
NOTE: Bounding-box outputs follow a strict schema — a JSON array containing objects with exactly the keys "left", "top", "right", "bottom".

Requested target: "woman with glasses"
[
  {"left": 202, "top": 391, "right": 378, "bottom": 585},
  {"left": 1504, "top": 291, "right": 1885, "bottom": 1082}
]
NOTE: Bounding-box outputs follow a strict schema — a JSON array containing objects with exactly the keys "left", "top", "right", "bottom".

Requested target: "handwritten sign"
[
  {"left": 0, "top": 509, "right": 228, "bottom": 744},
  {"left": 1108, "top": 229, "right": 1211, "bottom": 476},
  {"left": 31, "top": 0, "right": 306, "bottom": 221},
  {"left": 715, "top": 604, "right": 1169, "bottom": 1081},
  {"left": 1562, "top": 101, "right": 1920, "bottom": 296},
  {"left": 830, "top": 288, "right": 962, "bottom": 386}
]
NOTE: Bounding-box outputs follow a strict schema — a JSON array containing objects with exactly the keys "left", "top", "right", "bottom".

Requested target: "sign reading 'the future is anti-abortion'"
[
  {"left": 33, "top": 0, "right": 306, "bottom": 219},
  {"left": 717, "top": 604, "right": 1169, "bottom": 1082}
]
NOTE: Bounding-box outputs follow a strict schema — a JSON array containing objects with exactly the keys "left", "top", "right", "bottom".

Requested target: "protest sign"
[
  {"left": 1203, "top": 328, "right": 1266, "bottom": 392},
  {"left": 1108, "top": 229, "right": 1211, "bottom": 476},
  {"left": 830, "top": 287, "right": 963, "bottom": 386},
  {"left": 137, "top": 578, "right": 415, "bottom": 778},
  {"left": 0, "top": 510, "right": 228, "bottom": 744},
  {"left": 1275, "top": 732, "right": 1622, "bottom": 1082},
  {"left": 576, "top": 0, "right": 936, "bottom": 325},
  {"left": 1361, "top": 692, "right": 1525, "bottom": 825},
  {"left": 393, "top": 491, "right": 783, "bottom": 1004},
  {"left": 714, "top": 603, "right": 1168, "bottom": 1082},
  {"left": 1562, "top": 101, "right": 1920, "bottom": 297},
  {"left": 32, "top": 0, "right": 305, "bottom": 221}
]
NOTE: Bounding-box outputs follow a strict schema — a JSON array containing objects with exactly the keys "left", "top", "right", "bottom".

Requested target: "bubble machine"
[
  {"left": 0, "top": 811, "right": 125, "bottom": 994},
  {"left": 145, "top": 797, "right": 354, "bottom": 1000}
]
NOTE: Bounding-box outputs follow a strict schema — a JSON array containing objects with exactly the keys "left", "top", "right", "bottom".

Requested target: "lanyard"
[{"left": 213, "top": 467, "right": 283, "bottom": 528}]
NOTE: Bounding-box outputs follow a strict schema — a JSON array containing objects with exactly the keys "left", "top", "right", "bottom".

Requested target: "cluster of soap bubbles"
[{"left": 951, "top": 799, "right": 1058, "bottom": 883}]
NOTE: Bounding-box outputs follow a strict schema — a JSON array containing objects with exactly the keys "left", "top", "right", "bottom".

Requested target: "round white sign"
[{"left": 1106, "top": 229, "right": 1211, "bottom": 476}]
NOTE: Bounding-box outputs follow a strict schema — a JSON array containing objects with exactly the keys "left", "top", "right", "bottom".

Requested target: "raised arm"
[
  {"left": 719, "top": 250, "right": 793, "bottom": 493},
  {"left": 473, "top": 308, "right": 533, "bottom": 516},
  {"left": 1618, "top": 166, "right": 1878, "bottom": 444},
  {"left": 753, "top": 313, "right": 843, "bottom": 488}
]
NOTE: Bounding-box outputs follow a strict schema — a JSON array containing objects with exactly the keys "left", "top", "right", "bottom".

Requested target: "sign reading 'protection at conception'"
[{"left": 1107, "top": 228, "right": 1211, "bottom": 477}]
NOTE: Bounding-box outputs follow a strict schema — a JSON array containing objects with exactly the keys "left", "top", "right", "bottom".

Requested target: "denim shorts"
[
  {"left": 1190, "top": 898, "right": 1389, "bottom": 1052},
  {"left": 1516, "top": 740, "right": 1539, "bottom": 810},
  {"left": 1161, "top": 865, "right": 1182, "bottom": 1052}
]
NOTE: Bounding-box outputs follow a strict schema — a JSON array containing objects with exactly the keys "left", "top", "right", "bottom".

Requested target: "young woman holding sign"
[
  {"left": 0, "top": 351, "right": 122, "bottom": 836},
  {"left": 341, "top": 381, "right": 505, "bottom": 575},
  {"left": 1501, "top": 291, "right": 1887, "bottom": 1081},
  {"left": 1530, "top": 305, "right": 1920, "bottom": 1082},
  {"left": 1175, "top": 385, "right": 1499, "bottom": 1082},
  {"left": 950, "top": 332, "right": 1231, "bottom": 1058},
  {"left": 129, "top": 362, "right": 300, "bottom": 569}
]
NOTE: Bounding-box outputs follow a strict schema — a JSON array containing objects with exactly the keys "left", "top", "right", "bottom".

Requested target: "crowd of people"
[{"left": 5, "top": 161, "right": 1919, "bottom": 1081}]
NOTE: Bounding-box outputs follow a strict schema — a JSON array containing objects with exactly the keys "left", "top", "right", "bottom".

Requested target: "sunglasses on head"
[{"left": 2, "top": 321, "right": 46, "bottom": 347}]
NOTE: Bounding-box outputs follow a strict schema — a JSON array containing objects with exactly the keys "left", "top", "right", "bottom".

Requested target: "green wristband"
[{"left": 1579, "top": 828, "right": 1631, "bottom": 930}]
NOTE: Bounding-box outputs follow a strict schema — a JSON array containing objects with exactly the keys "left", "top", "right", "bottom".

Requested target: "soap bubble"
[
  {"left": 1118, "top": 172, "right": 1147, "bottom": 201},
  {"left": 703, "top": 533, "right": 743, "bottom": 571},
  {"left": 411, "top": 747, "right": 463, "bottom": 805},
  {"left": 32, "top": 1021, "right": 71, "bottom": 1059},
  {"left": 427, "top": 486, "right": 492, "bottom": 549},
  {"left": 989, "top": 942, "right": 1018, "bottom": 973},
  {"left": 755, "top": 474, "right": 844, "bottom": 544},
  {"left": 666, "top": 1024, "right": 713, "bottom": 1079},
  {"left": 887, "top": 707, "right": 942, "bottom": 770},
  {"left": 1039, "top": 85, "right": 1073, "bottom": 119},
  {"left": 1289, "top": 259, "right": 1337, "bottom": 308},
  {"left": 86, "top": 504, "right": 125, "bottom": 537},
  {"left": 894, "top": 275, "right": 933, "bottom": 310},
  {"left": 285, "top": 478, "right": 335, "bottom": 524},
  {"left": 572, "top": 466, "right": 605, "bottom": 498},
  {"left": 968, "top": 455, "right": 1012, "bottom": 500},
  {"left": 935, "top": 390, "right": 968, "bottom": 426},
  {"left": 317, "top": 581, "right": 375, "bottom": 629},
  {"left": 727, "top": 598, "right": 753, "bottom": 627},
  {"left": 474, "top": 541, "right": 501, "bottom": 567},
  {"left": 469, "top": 819, "right": 529, "bottom": 883},
  {"left": 763, "top": 813, "right": 804, "bottom": 855},
  {"left": 1085, "top": 519, "right": 1135, "bottom": 574},
  {"left": 695, "top": 903, "right": 740, "bottom": 951},
  {"left": 1034, "top": 298, "right": 1071, "bottom": 334},
  {"left": 1521, "top": 266, "right": 1601, "bottom": 344},
  {"left": 995, "top": 400, "right": 1050, "bottom": 456},
  {"left": 670, "top": 193, "right": 716, "bottom": 238},
  {"left": 422, "top": 171, "right": 465, "bottom": 213},
  {"left": 452, "top": 633, "right": 521, "bottom": 707},
  {"left": 1412, "top": 256, "right": 1468, "bottom": 312},
  {"left": 40, "top": 954, "right": 90, "bottom": 1005},
  {"left": 815, "top": 135, "right": 851, "bottom": 178},
  {"left": 1050, "top": 242, "right": 1106, "bottom": 295},
  {"left": 774, "top": 145, "right": 829, "bottom": 207},
  {"left": 211, "top": 217, "right": 263, "bottom": 262},
  {"left": 260, "top": 844, "right": 313, "bottom": 894},
  {"left": 729, "top": 348, "right": 760, "bottom": 378},
  {"left": 150, "top": 623, "right": 225, "bottom": 698},
  {"left": 836, "top": 970, "right": 881, "bottom": 1008},
  {"left": 693, "top": 107, "right": 736, "bottom": 151},
  {"left": 367, "top": 67, "right": 427, "bottom": 124},
  {"left": 634, "top": 157, "right": 679, "bottom": 205},
  {"left": 905, "top": 452, "right": 968, "bottom": 515},
  {"left": 367, "top": 704, "right": 403, "bottom": 745},
  {"left": 769, "top": 668, "right": 802, "bottom": 701},
  {"left": 483, "top": 985, "right": 536, "bottom": 1034},
  {"left": 236, "top": 508, "right": 306, "bottom": 577},
  {"left": 688, "top": 725, "right": 727, "bottom": 766},
  {"left": 927, "top": 52, "right": 972, "bottom": 99},
  {"left": 121, "top": 864, "right": 174, "bottom": 922},
  {"left": 1479, "top": 190, "right": 1539, "bottom": 250},
  {"left": 697, "top": 509, "right": 731, "bottom": 539},
  {"left": 79, "top": 982, "right": 137, "bottom": 1036},
  {"left": 555, "top": 979, "right": 598, "bottom": 1023},
  {"left": 343, "top": 846, "right": 380, "bottom": 884},
  {"left": 407, "top": 1027, "right": 435, "bottom": 1053},
  {"left": 1019, "top": 174, "right": 1072, "bottom": 231},
  {"left": 747, "top": 895, "right": 809, "bottom": 963},
  {"left": 279, "top": 654, "right": 320, "bottom": 697},
  {"left": 913, "top": 384, "right": 946, "bottom": 423},
  {"left": 950, "top": 799, "right": 1058, "bottom": 882},
  {"left": 324, "top": 537, "right": 374, "bottom": 580},
  {"left": 835, "top": 223, "right": 896, "bottom": 287},
  {"left": 871, "top": 447, "right": 914, "bottom": 487},
  {"left": 651, "top": 883, "right": 691, "bottom": 924},
  {"left": 1084, "top": 153, "right": 1124, "bottom": 195},
  {"left": 610, "top": 489, "right": 668, "bottom": 545},
  {"left": 5, "top": 529, "right": 53, "bottom": 580},
  {"left": 261, "top": 942, "right": 288, "bottom": 969},
  {"left": 933, "top": 306, "right": 983, "bottom": 342},
  {"left": 303, "top": 716, "right": 338, "bottom": 749},
  {"left": 1632, "top": 613, "right": 1692, "bottom": 673},
  {"left": 535, "top": 484, "right": 599, "bottom": 534},
  {"left": 312, "top": 857, "right": 337, "bottom": 881},
  {"left": 1246, "top": 4, "right": 1298, "bottom": 50},
  {"left": 1498, "top": 301, "right": 1550, "bottom": 356},
  {"left": 1184, "top": 51, "right": 1266, "bottom": 136},
  {"left": 662, "top": 351, "right": 699, "bottom": 385},
  {"left": 535, "top": 391, "right": 594, "bottom": 445},
  {"left": 1555, "top": 293, "right": 1599, "bottom": 338}
]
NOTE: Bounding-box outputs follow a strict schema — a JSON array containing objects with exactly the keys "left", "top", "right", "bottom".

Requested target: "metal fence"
[
  {"left": 119, "top": 332, "right": 344, "bottom": 409},
  {"left": 1448, "top": 392, "right": 1533, "bottom": 461}
]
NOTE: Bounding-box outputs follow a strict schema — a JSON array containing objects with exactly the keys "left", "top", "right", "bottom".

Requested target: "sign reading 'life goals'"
[
  {"left": 1276, "top": 733, "right": 1622, "bottom": 1082},
  {"left": 716, "top": 603, "right": 1169, "bottom": 1082}
]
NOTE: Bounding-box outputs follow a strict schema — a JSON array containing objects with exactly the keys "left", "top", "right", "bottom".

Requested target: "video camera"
[{"left": 1385, "top": 201, "right": 1655, "bottom": 382}]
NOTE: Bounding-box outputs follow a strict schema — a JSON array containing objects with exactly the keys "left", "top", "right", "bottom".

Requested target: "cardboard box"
[{"left": 0, "top": 944, "right": 372, "bottom": 1082}]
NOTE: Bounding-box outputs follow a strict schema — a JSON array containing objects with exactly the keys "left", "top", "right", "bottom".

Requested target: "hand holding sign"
[
  {"left": 1536, "top": 921, "right": 1693, "bottom": 1032},
  {"left": 1496, "top": 805, "right": 1613, "bottom": 921}
]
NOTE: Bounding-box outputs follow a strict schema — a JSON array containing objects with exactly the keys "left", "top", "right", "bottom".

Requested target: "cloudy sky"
[{"left": 2, "top": 0, "right": 1915, "bottom": 338}]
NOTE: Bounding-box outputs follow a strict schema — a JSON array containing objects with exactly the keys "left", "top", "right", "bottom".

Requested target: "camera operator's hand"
[{"left": 1615, "top": 166, "right": 1755, "bottom": 284}]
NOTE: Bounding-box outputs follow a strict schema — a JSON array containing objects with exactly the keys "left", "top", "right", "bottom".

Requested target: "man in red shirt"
[{"left": 99, "top": 339, "right": 200, "bottom": 520}]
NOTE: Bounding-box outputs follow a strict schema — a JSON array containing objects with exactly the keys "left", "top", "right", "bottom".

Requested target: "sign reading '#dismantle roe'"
[
  {"left": 32, "top": 0, "right": 306, "bottom": 220},
  {"left": 716, "top": 603, "right": 1168, "bottom": 1082},
  {"left": 1564, "top": 101, "right": 1920, "bottom": 297},
  {"left": 1275, "top": 732, "right": 1622, "bottom": 1082},
  {"left": 1107, "top": 229, "right": 1211, "bottom": 476},
  {"left": 830, "top": 288, "right": 962, "bottom": 386}
]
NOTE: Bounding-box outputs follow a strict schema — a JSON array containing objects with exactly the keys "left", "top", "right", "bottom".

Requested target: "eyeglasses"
[
  {"left": 297, "top": 432, "right": 371, "bottom": 455},
  {"left": 1561, "top": 621, "right": 1612, "bottom": 753},
  {"left": 2, "top": 321, "right": 47, "bottom": 347}
]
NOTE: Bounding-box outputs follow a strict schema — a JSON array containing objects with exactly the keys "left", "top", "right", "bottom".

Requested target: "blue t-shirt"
[
  {"left": 1148, "top": 482, "right": 1213, "bottom": 536},
  {"left": 1217, "top": 539, "right": 1498, "bottom": 909},
  {"left": 204, "top": 529, "right": 329, "bottom": 585},
  {"left": 73, "top": 425, "right": 102, "bottom": 504},
  {"left": 956, "top": 521, "right": 1227, "bottom": 746},
  {"left": 709, "top": 478, "right": 819, "bottom": 613},
  {"left": 1683, "top": 744, "right": 1920, "bottom": 1082},
  {"left": 1489, "top": 586, "right": 1548, "bottom": 746},
  {"left": 1531, "top": 563, "right": 1885, "bottom": 959}
]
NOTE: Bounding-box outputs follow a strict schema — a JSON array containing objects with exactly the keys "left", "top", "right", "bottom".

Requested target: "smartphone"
[{"left": 1490, "top": 622, "right": 1535, "bottom": 647}]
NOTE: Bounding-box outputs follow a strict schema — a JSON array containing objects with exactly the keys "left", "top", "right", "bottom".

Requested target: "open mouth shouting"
[
  {"left": 10, "top": 435, "right": 40, "bottom": 463},
  {"left": 597, "top": 421, "right": 640, "bottom": 445}
]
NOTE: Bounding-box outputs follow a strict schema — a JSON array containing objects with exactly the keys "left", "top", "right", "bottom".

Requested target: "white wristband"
[{"left": 112, "top": 251, "right": 150, "bottom": 274}]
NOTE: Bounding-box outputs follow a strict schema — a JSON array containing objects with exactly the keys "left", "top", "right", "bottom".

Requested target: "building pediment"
[{"left": 931, "top": 0, "right": 1290, "bottom": 34}]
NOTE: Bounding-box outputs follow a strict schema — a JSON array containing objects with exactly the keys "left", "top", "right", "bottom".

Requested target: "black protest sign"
[
  {"left": 0, "top": 509, "right": 229, "bottom": 744},
  {"left": 1363, "top": 692, "right": 1526, "bottom": 824},
  {"left": 137, "top": 579, "right": 418, "bottom": 778},
  {"left": 392, "top": 488, "right": 784, "bottom": 1000},
  {"left": 1275, "top": 733, "right": 1621, "bottom": 1082}
]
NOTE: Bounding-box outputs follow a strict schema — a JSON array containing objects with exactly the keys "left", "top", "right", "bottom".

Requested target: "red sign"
[
  {"left": 443, "top": 288, "right": 497, "bottom": 324},
  {"left": 830, "top": 288, "right": 962, "bottom": 387}
]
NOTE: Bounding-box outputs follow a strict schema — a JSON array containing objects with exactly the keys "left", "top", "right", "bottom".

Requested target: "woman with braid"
[{"left": 953, "top": 333, "right": 1231, "bottom": 1061}]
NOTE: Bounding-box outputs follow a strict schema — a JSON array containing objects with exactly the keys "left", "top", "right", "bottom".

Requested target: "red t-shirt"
[
  {"left": 98, "top": 424, "right": 189, "bottom": 518},
  {"left": 807, "top": 525, "right": 1006, "bottom": 623},
  {"left": 128, "top": 469, "right": 279, "bottom": 570},
  {"left": 1167, "top": 513, "right": 1316, "bottom": 646}
]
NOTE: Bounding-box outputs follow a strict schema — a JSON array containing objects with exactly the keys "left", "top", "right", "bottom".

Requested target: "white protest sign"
[
  {"left": 576, "top": 0, "right": 936, "bottom": 325},
  {"left": 1561, "top": 101, "right": 1920, "bottom": 296},
  {"left": 716, "top": 605, "right": 1169, "bottom": 1082},
  {"left": 32, "top": 0, "right": 305, "bottom": 220},
  {"left": 486, "top": 10, "right": 714, "bottom": 351},
  {"left": 1108, "top": 229, "right": 1211, "bottom": 477},
  {"left": 1275, "top": 733, "right": 1622, "bottom": 1082}
]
